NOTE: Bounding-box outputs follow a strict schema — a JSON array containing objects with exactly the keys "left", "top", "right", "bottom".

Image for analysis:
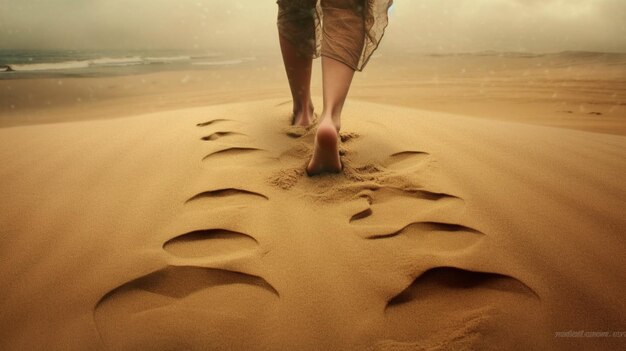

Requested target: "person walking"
[{"left": 277, "top": 0, "right": 393, "bottom": 175}]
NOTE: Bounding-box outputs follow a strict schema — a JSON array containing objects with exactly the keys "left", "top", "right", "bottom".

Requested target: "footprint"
[
  {"left": 186, "top": 188, "right": 268, "bottom": 205},
  {"left": 387, "top": 266, "right": 538, "bottom": 310},
  {"left": 202, "top": 147, "right": 264, "bottom": 162},
  {"left": 94, "top": 266, "right": 279, "bottom": 348},
  {"left": 407, "top": 189, "right": 462, "bottom": 201},
  {"left": 364, "top": 221, "right": 484, "bottom": 254},
  {"left": 380, "top": 265, "right": 542, "bottom": 349},
  {"left": 369, "top": 222, "right": 483, "bottom": 240},
  {"left": 349, "top": 208, "right": 373, "bottom": 223},
  {"left": 163, "top": 229, "right": 258, "bottom": 259},
  {"left": 201, "top": 132, "right": 246, "bottom": 141},
  {"left": 383, "top": 266, "right": 539, "bottom": 343},
  {"left": 348, "top": 187, "right": 463, "bottom": 228},
  {"left": 99, "top": 266, "right": 277, "bottom": 304},
  {"left": 196, "top": 119, "right": 231, "bottom": 127},
  {"left": 384, "top": 151, "right": 430, "bottom": 171}
]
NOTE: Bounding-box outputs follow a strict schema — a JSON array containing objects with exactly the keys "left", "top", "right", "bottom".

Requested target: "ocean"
[{"left": 0, "top": 50, "right": 255, "bottom": 78}]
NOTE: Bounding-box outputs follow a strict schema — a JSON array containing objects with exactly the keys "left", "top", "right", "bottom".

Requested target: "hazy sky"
[{"left": 0, "top": 0, "right": 624, "bottom": 53}]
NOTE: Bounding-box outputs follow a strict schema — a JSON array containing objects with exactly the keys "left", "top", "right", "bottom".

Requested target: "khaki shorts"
[{"left": 277, "top": 0, "right": 392, "bottom": 71}]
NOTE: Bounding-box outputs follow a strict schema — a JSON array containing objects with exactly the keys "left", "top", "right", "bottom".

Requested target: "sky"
[{"left": 0, "top": 0, "right": 624, "bottom": 53}]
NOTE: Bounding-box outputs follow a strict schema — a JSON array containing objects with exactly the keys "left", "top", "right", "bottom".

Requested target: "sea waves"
[{"left": 0, "top": 52, "right": 251, "bottom": 73}]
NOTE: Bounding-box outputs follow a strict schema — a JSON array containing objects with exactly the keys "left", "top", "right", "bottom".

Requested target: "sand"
[
  {"left": 1, "top": 53, "right": 625, "bottom": 350},
  {"left": 2, "top": 52, "right": 625, "bottom": 135}
]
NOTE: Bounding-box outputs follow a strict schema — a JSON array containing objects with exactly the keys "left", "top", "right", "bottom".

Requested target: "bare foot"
[
  {"left": 306, "top": 119, "right": 342, "bottom": 175},
  {"left": 291, "top": 104, "right": 314, "bottom": 127}
]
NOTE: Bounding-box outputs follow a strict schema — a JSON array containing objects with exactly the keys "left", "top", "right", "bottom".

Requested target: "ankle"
[
  {"left": 320, "top": 113, "right": 341, "bottom": 132},
  {"left": 293, "top": 100, "right": 314, "bottom": 116}
]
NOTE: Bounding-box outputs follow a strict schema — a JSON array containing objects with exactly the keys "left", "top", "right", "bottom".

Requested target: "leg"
[
  {"left": 307, "top": 0, "right": 365, "bottom": 175},
  {"left": 276, "top": 0, "right": 318, "bottom": 127},
  {"left": 306, "top": 57, "right": 355, "bottom": 175},
  {"left": 320, "top": 55, "right": 357, "bottom": 131},
  {"left": 279, "top": 35, "right": 314, "bottom": 127}
]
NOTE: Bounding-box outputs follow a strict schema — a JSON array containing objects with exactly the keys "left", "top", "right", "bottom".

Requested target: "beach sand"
[{"left": 0, "top": 53, "right": 625, "bottom": 350}]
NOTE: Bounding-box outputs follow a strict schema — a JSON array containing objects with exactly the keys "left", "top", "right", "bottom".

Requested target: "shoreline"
[{"left": 1, "top": 51, "right": 624, "bottom": 135}]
